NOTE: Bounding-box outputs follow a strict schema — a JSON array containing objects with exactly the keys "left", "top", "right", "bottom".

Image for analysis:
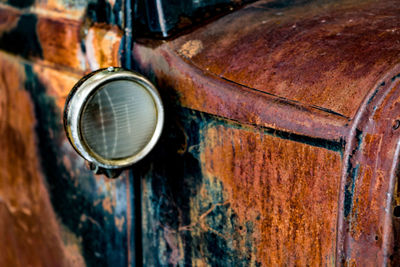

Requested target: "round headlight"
[{"left": 64, "top": 67, "right": 164, "bottom": 170}]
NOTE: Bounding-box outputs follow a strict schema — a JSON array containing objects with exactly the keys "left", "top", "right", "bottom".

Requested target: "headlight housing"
[{"left": 64, "top": 67, "right": 164, "bottom": 174}]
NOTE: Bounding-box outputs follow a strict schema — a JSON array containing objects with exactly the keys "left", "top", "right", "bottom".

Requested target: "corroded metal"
[
  {"left": 0, "top": 50, "right": 133, "bottom": 266},
  {"left": 0, "top": 52, "right": 76, "bottom": 267},
  {"left": 133, "top": 44, "right": 349, "bottom": 144},
  {"left": 132, "top": 0, "right": 400, "bottom": 265},
  {"left": 1, "top": 0, "right": 400, "bottom": 265},
  {"left": 0, "top": 0, "right": 134, "bottom": 265},
  {"left": 338, "top": 68, "right": 400, "bottom": 265},
  {"left": 0, "top": 2, "right": 123, "bottom": 72},
  {"left": 201, "top": 125, "right": 341, "bottom": 265},
  {"left": 170, "top": 0, "right": 400, "bottom": 119}
]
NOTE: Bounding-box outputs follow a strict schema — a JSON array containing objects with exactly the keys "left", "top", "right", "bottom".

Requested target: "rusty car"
[{"left": 1, "top": 0, "right": 400, "bottom": 266}]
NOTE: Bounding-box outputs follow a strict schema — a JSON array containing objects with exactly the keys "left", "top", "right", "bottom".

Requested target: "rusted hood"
[{"left": 171, "top": 0, "right": 400, "bottom": 119}]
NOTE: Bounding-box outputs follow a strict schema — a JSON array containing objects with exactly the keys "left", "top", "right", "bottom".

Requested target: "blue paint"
[{"left": 344, "top": 163, "right": 360, "bottom": 218}]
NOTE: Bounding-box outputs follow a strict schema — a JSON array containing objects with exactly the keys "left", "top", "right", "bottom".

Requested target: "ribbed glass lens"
[{"left": 80, "top": 80, "right": 158, "bottom": 160}]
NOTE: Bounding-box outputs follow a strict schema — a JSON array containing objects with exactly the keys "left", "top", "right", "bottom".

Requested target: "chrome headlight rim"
[{"left": 64, "top": 67, "right": 164, "bottom": 169}]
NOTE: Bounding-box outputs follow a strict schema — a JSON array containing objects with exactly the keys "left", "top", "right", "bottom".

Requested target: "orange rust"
[
  {"left": 339, "top": 75, "right": 400, "bottom": 265},
  {"left": 32, "top": 0, "right": 118, "bottom": 21},
  {"left": 115, "top": 216, "right": 125, "bottom": 232},
  {"left": 102, "top": 197, "right": 114, "bottom": 214},
  {"left": 33, "top": 64, "right": 80, "bottom": 111},
  {"left": 134, "top": 44, "right": 349, "bottom": 142},
  {"left": 177, "top": 40, "right": 203, "bottom": 59},
  {"left": 1, "top": 9, "right": 123, "bottom": 72},
  {"left": 37, "top": 16, "right": 84, "bottom": 70},
  {"left": 33, "top": 0, "right": 88, "bottom": 20},
  {"left": 85, "top": 24, "right": 123, "bottom": 70},
  {"left": 170, "top": 0, "right": 400, "bottom": 119},
  {"left": 0, "top": 52, "right": 82, "bottom": 267},
  {"left": 200, "top": 125, "right": 342, "bottom": 266},
  {"left": 362, "top": 133, "right": 383, "bottom": 162},
  {"left": 132, "top": 4, "right": 400, "bottom": 263}
]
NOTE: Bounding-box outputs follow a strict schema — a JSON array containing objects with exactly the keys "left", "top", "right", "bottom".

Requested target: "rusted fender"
[{"left": 134, "top": 0, "right": 400, "bottom": 138}]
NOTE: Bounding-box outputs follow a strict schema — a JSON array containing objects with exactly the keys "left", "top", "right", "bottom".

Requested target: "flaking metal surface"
[
  {"left": 0, "top": 0, "right": 133, "bottom": 265},
  {"left": 171, "top": 0, "right": 400, "bottom": 119},
  {"left": 1, "top": 0, "right": 400, "bottom": 265},
  {"left": 133, "top": 0, "right": 400, "bottom": 265}
]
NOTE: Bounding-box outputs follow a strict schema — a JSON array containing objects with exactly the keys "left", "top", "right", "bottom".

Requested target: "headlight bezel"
[{"left": 64, "top": 67, "right": 164, "bottom": 169}]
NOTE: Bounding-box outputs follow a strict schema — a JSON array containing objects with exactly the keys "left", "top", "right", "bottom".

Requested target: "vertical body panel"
[
  {"left": 133, "top": 1, "right": 400, "bottom": 265},
  {"left": 0, "top": 50, "right": 132, "bottom": 266},
  {"left": 137, "top": 109, "right": 342, "bottom": 266},
  {"left": 0, "top": 51, "right": 79, "bottom": 267},
  {"left": 0, "top": 0, "right": 133, "bottom": 265}
]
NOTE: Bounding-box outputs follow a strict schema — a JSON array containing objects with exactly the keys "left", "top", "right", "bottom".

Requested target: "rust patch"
[
  {"left": 115, "top": 216, "right": 125, "bottom": 232},
  {"left": 178, "top": 40, "right": 203, "bottom": 59},
  {"left": 200, "top": 125, "right": 342, "bottom": 266},
  {"left": 169, "top": 0, "right": 400, "bottom": 119},
  {"left": 60, "top": 225, "right": 86, "bottom": 267},
  {"left": 85, "top": 24, "right": 122, "bottom": 70},
  {"left": 32, "top": 64, "right": 80, "bottom": 112},
  {"left": 102, "top": 197, "right": 114, "bottom": 214},
  {"left": 0, "top": 52, "right": 83, "bottom": 266},
  {"left": 0, "top": 7, "right": 123, "bottom": 72},
  {"left": 338, "top": 73, "right": 400, "bottom": 265},
  {"left": 33, "top": 0, "right": 88, "bottom": 20},
  {"left": 37, "top": 16, "right": 84, "bottom": 70},
  {"left": 134, "top": 44, "right": 349, "bottom": 143}
]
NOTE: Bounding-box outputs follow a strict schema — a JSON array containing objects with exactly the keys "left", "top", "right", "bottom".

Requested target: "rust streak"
[
  {"left": 0, "top": 51, "right": 84, "bottom": 267},
  {"left": 200, "top": 125, "right": 342, "bottom": 266}
]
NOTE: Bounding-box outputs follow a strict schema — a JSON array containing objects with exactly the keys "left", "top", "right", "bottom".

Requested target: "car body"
[{"left": 0, "top": 0, "right": 400, "bottom": 266}]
